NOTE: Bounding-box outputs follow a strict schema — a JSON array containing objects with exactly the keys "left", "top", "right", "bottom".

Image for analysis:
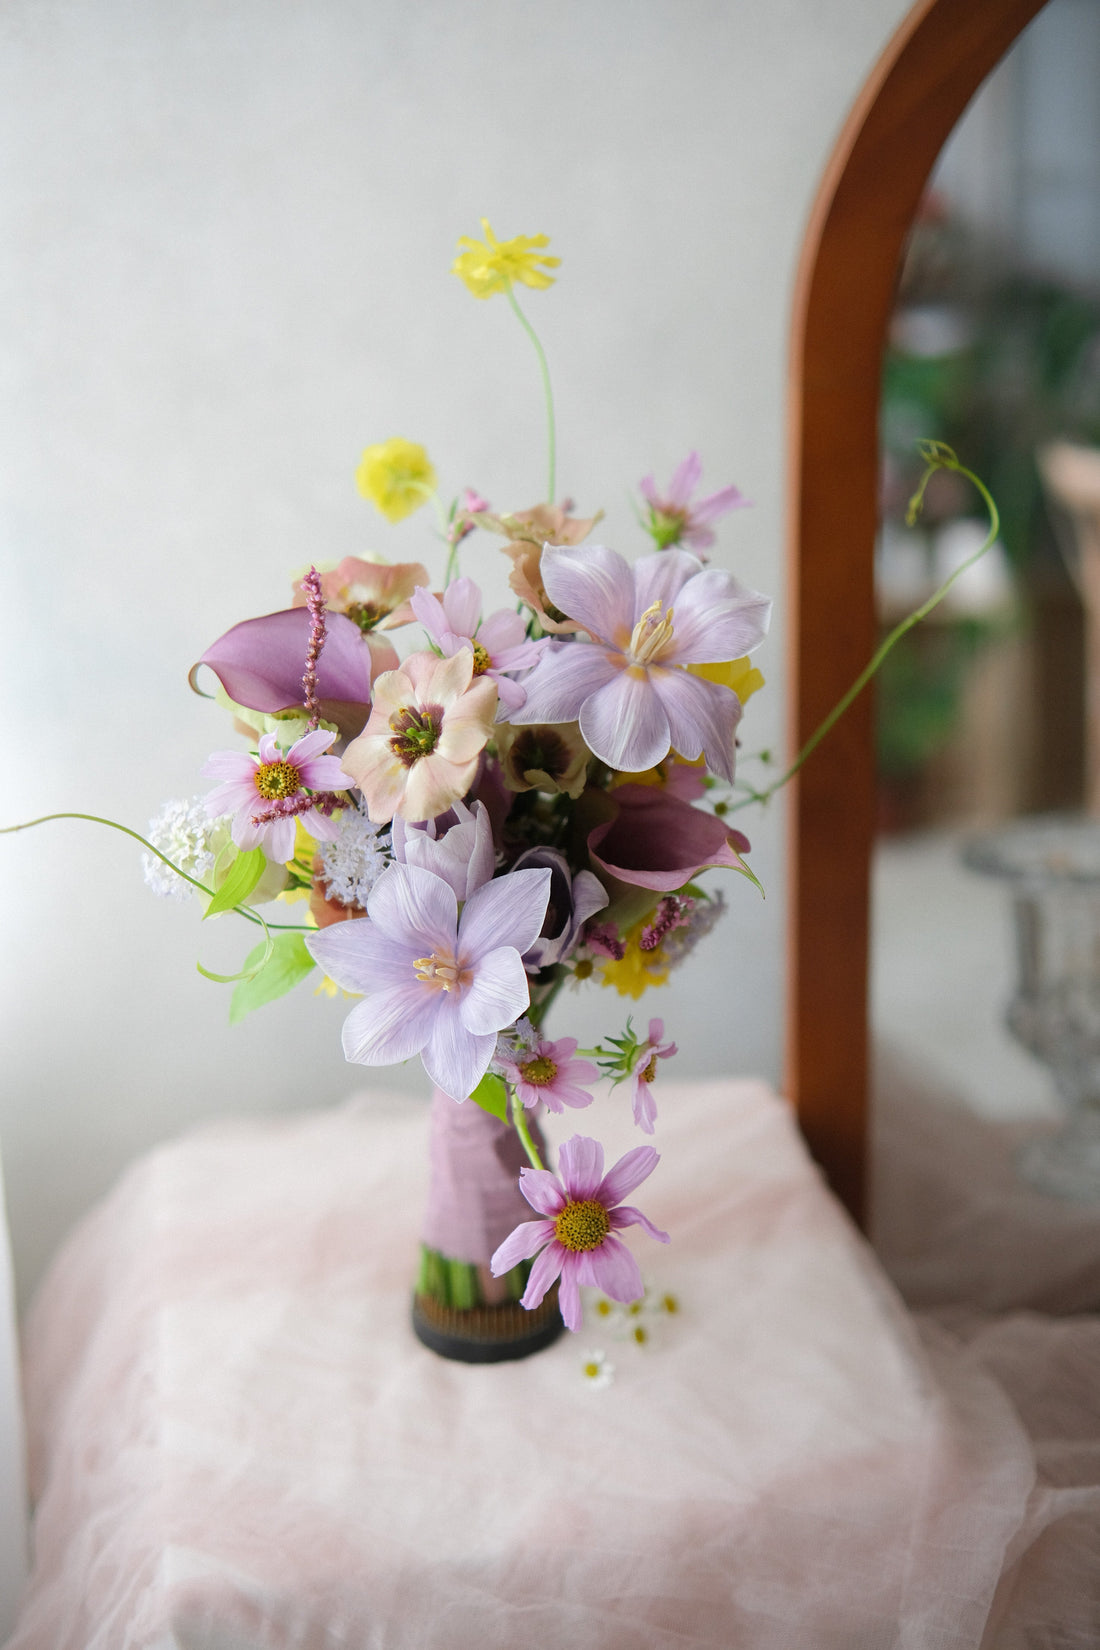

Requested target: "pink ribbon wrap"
[{"left": 420, "top": 1088, "right": 546, "bottom": 1267}]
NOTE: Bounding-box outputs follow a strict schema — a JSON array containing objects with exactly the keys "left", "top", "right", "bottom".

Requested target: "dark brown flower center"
[
  {"left": 253, "top": 759, "right": 301, "bottom": 800},
  {"left": 554, "top": 1199, "right": 610, "bottom": 1253},
  {"left": 508, "top": 728, "right": 571, "bottom": 782},
  {"left": 388, "top": 703, "right": 444, "bottom": 768}
]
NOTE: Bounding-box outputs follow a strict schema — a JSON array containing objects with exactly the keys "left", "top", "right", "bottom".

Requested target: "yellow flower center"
[
  {"left": 253, "top": 759, "right": 301, "bottom": 800},
  {"left": 583, "top": 1359, "right": 602, "bottom": 1379},
  {"left": 554, "top": 1199, "right": 610, "bottom": 1253},
  {"left": 519, "top": 1055, "right": 558, "bottom": 1086},
  {"left": 628, "top": 600, "right": 676, "bottom": 667},
  {"left": 345, "top": 600, "right": 385, "bottom": 634},
  {"left": 640, "top": 1054, "right": 659, "bottom": 1084},
  {"left": 412, "top": 951, "right": 465, "bottom": 993},
  {"left": 471, "top": 641, "right": 492, "bottom": 676}
]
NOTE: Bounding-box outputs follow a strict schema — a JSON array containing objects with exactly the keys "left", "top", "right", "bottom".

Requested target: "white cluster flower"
[
  {"left": 142, "top": 797, "right": 217, "bottom": 901},
  {"left": 317, "top": 801, "right": 391, "bottom": 909}
]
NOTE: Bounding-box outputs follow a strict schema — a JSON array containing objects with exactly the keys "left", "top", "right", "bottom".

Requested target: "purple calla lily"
[{"left": 587, "top": 784, "right": 751, "bottom": 892}]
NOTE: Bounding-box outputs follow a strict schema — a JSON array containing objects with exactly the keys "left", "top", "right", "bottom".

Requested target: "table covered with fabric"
[{"left": 7, "top": 1078, "right": 1100, "bottom": 1648}]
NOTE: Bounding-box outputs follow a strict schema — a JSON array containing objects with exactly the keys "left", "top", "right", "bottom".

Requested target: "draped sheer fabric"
[{"left": 6, "top": 1079, "right": 1099, "bottom": 1648}]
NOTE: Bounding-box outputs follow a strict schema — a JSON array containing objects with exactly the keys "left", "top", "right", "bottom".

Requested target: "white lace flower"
[
  {"left": 317, "top": 802, "right": 391, "bottom": 909},
  {"left": 143, "top": 797, "right": 217, "bottom": 901}
]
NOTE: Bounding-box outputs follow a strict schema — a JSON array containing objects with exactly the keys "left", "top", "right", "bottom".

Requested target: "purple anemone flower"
[
  {"left": 390, "top": 799, "right": 496, "bottom": 901},
  {"left": 509, "top": 846, "right": 608, "bottom": 972},
  {"left": 639, "top": 451, "right": 750, "bottom": 554},
  {"left": 304, "top": 861, "right": 552, "bottom": 1102},
  {"left": 411, "top": 577, "right": 548, "bottom": 717},
  {"left": 490, "top": 1135, "right": 669, "bottom": 1331},
  {"left": 201, "top": 729, "right": 347, "bottom": 865},
  {"left": 509, "top": 546, "right": 770, "bottom": 781}
]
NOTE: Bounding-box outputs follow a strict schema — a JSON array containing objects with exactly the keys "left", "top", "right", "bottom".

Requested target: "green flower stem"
[
  {"left": 505, "top": 283, "right": 556, "bottom": 504},
  {"left": 0, "top": 811, "right": 313, "bottom": 932},
  {"left": 729, "top": 447, "right": 1000, "bottom": 815},
  {"left": 510, "top": 1087, "right": 546, "bottom": 1172}
]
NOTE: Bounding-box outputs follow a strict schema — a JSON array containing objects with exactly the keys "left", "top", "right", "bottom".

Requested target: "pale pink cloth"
[{"left": 6, "top": 1080, "right": 1099, "bottom": 1648}]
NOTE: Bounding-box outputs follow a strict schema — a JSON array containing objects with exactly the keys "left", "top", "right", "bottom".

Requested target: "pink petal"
[
  {"left": 476, "top": 609, "right": 527, "bottom": 654},
  {"left": 666, "top": 451, "right": 703, "bottom": 509},
  {"left": 638, "top": 472, "right": 659, "bottom": 507},
  {"left": 578, "top": 671, "right": 671, "bottom": 774},
  {"left": 301, "top": 806, "right": 343, "bottom": 842},
  {"left": 631, "top": 1081, "right": 657, "bottom": 1134},
  {"left": 339, "top": 984, "right": 437, "bottom": 1065},
  {"left": 201, "top": 750, "right": 257, "bottom": 782},
  {"left": 557, "top": 1135, "right": 605, "bottom": 1202},
  {"left": 548, "top": 1081, "right": 596, "bottom": 1111},
  {"left": 648, "top": 1018, "right": 665, "bottom": 1042},
  {"left": 203, "top": 777, "right": 258, "bottom": 819},
  {"left": 507, "top": 641, "right": 620, "bottom": 728},
  {"left": 649, "top": 667, "right": 740, "bottom": 783},
  {"left": 288, "top": 728, "right": 338, "bottom": 764},
  {"left": 257, "top": 733, "right": 281, "bottom": 764},
  {"left": 421, "top": 998, "right": 495, "bottom": 1101},
  {"left": 521, "top": 1242, "right": 566, "bottom": 1312},
  {"left": 459, "top": 947, "right": 530, "bottom": 1036},
  {"left": 410, "top": 586, "right": 451, "bottom": 648},
  {"left": 582, "top": 1232, "right": 644, "bottom": 1304},
  {"left": 518, "top": 1167, "right": 568, "bottom": 1218},
  {"left": 665, "top": 569, "right": 771, "bottom": 664},
  {"left": 442, "top": 577, "right": 482, "bottom": 640},
  {"left": 540, "top": 544, "right": 636, "bottom": 644},
  {"left": 261, "top": 815, "right": 296, "bottom": 865},
  {"left": 596, "top": 1144, "right": 660, "bottom": 1206},
  {"left": 297, "top": 755, "right": 349, "bottom": 790},
  {"left": 609, "top": 1205, "right": 670, "bottom": 1244},
  {"left": 367, "top": 864, "right": 457, "bottom": 955},
  {"left": 458, "top": 867, "right": 552, "bottom": 962},
  {"left": 305, "top": 922, "right": 416, "bottom": 995},
  {"left": 556, "top": 1252, "right": 583, "bottom": 1330},
  {"left": 688, "top": 484, "right": 750, "bottom": 526},
  {"left": 490, "top": 1218, "right": 555, "bottom": 1276}
]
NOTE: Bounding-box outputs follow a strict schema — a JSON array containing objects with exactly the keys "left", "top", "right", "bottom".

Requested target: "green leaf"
[
  {"left": 468, "top": 1070, "right": 509, "bottom": 1123},
  {"left": 228, "top": 930, "right": 315, "bottom": 1023},
  {"left": 733, "top": 857, "right": 766, "bottom": 899},
  {"left": 203, "top": 846, "right": 267, "bottom": 918}
]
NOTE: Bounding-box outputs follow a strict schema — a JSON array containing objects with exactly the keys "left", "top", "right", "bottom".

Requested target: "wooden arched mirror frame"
[{"left": 786, "top": 0, "right": 1048, "bottom": 1225}]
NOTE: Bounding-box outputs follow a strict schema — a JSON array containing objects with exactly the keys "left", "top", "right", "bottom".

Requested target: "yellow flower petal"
[
  {"left": 689, "top": 655, "right": 765, "bottom": 703},
  {"left": 355, "top": 438, "right": 437, "bottom": 523},
  {"left": 451, "top": 218, "right": 560, "bottom": 300}
]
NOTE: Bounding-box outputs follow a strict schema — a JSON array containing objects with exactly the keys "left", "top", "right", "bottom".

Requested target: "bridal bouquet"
[{"left": 141, "top": 221, "right": 771, "bottom": 1342}]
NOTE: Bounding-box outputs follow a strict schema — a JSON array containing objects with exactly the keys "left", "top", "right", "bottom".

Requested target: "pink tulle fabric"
[{"left": 7, "top": 1079, "right": 1100, "bottom": 1648}]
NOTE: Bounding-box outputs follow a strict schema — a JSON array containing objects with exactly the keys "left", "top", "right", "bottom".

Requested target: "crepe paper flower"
[
  {"left": 580, "top": 1349, "right": 614, "bottom": 1389},
  {"left": 341, "top": 650, "right": 498, "bottom": 824},
  {"left": 490, "top": 1135, "right": 669, "bottom": 1332},
  {"left": 202, "top": 730, "right": 348, "bottom": 866},
  {"left": 509, "top": 847, "right": 608, "bottom": 972},
  {"left": 495, "top": 721, "right": 591, "bottom": 800},
  {"left": 304, "top": 860, "right": 552, "bottom": 1102},
  {"left": 452, "top": 220, "right": 560, "bottom": 299},
  {"left": 496, "top": 1031, "right": 598, "bottom": 1113},
  {"left": 639, "top": 452, "right": 750, "bottom": 555},
  {"left": 315, "top": 800, "right": 391, "bottom": 910},
  {"left": 190, "top": 607, "right": 378, "bottom": 744},
  {"left": 410, "top": 578, "right": 549, "bottom": 716},
  {"left": 293, "top": 554, "right": 428, "bottom": 650},
  {"left": 587, "top": 783, "right": 751, "bottom": 896},
  {"left": 509, "top": 546, "right": 771, "bottom": 781},
  {"left": 390, "top": 799, "right": 495, "bottom": 901},
  {"left": 355, "top": 438, "right": 437, "bottom": 524}
]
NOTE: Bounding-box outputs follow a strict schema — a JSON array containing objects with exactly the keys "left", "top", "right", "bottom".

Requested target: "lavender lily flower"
[
  {"left": 305, "top": 861, "right": 552, "bottom": 1102},
  {"left": 509, "top": 545, "right": 770, "bottom": 780},
  {"left": 390, "top": 799, "right": 496, "bottom": 900}
]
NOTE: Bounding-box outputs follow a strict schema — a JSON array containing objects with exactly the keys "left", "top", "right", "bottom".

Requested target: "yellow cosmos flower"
[
  {"left": 689, "top": 655, "right": 765, "bottom": 703},
  {"left": 355, "top": 438, "right": 437, "bottom": 523},
  {"left": 599, "top": 918, "right": 671, "bottom": 999},
  {"left": 452, "top": 219, "right": 560, "bottom": 299}
]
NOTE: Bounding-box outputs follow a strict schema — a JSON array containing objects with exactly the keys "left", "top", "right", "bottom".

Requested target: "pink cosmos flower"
[
  {"left": 496, "top": 1032, "right": 598, "bottom": 1113},
  {"left": 625, "top": 1017, "right": 677, "bottom": 1134},
  {"left": 340, "top": 650, "right": 498, "bottom": 824},
  {"left": 509, "top": 546, "right": 770, "bottom": 781},
  {"left": 490, "top": 1135, "right": 669, "bottom": 1331},
  {"left": 411, "top": 577, "right": 548, "bottom": 717},
  {"left": 305, "top": 861, "right": 552, "bottom": 1102},
  {"left": 201, "top": 729, "right": 347, "bottom": 866},
  {"left": 639, "top": 451, "right": 749, "bottom": 554}
]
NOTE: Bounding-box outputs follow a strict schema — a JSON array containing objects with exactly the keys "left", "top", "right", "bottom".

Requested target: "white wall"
[{"left": 0, "top": 0, "right": 913, "bottom": 1308}]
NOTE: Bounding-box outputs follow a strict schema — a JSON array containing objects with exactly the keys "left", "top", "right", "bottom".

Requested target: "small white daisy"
[{"left": 580, "top": 1349, "right": 614, "bottom": 1390}]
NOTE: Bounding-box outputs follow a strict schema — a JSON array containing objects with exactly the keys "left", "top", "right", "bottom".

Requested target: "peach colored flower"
[
  {"left": 341, "top": 650, "right": 498, "bottom": 824},
  {"left": 475, "top": 503, "right": 603, "bottom": 635},
  {"left": 292, "top": 555, "right": 429, "bottom": 677}
]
